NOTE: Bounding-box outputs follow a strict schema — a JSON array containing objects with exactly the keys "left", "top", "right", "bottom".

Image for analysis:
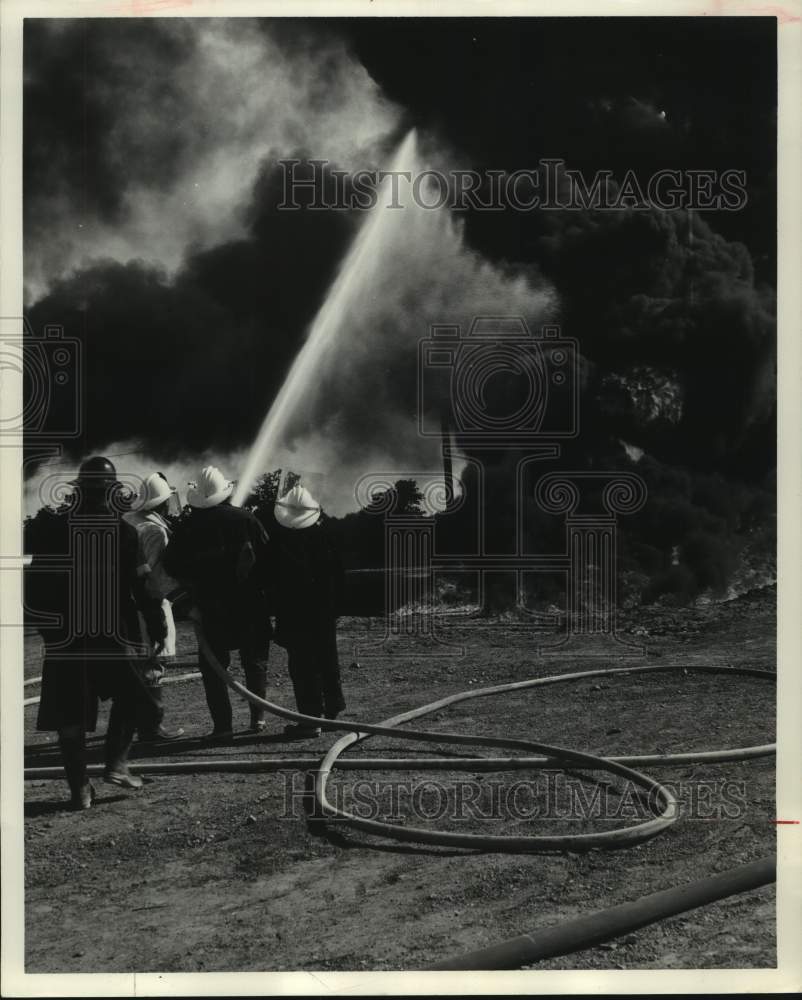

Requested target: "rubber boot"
[
  {"left": 198, "top": 648, "right": 234, "bottom": 734},
  {"left": 134, "top": 656, "right": 164, "bottom": 739},
  {"left": 321, "top": 633, "right": 346, "bottom": 720},
  {"left": 249, "top": 713, "right": 267, "bottom": 734},
  {"left": 58, "top": 727, "right": 94, "bottom": 810},
  {"left": 104, "top": 699, "right": 143, "bottom": 789},
  {"left": 137, "top": 685, "right": 184, "bottom": 742},
  {"left": 248, "top": 681, "right": 268, "bottom": 732},
  {"left": 244, "top": 655, "right": 268, "bottom": 732}
]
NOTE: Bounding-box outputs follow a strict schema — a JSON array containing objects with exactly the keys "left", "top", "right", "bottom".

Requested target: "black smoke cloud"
[
  {"left": 27, "top": 162, "right": 356, "bottom": 455},
  {"left": 532, "top": 197, "right": 776, "bottom": 480},
  {"left": 24, "top": 18, "right": 400, "bottom": 303},
  {"left": 27, "top": 146, "right": 556, "bottom": 509},
  {"left": 338, "top": 17, "right": 777, "bottom": 481},
  {"left": 333, "top": 16, "right": 776, "bottom": 597},
  {"left": 343, "top": 17, "right": 776, "bottom": 281},
  {"left": 25, "top": 20, "right": 191, "bottom": 224},
  {"left": 23, "top": 16, "right": 777, "bottom": 600}
]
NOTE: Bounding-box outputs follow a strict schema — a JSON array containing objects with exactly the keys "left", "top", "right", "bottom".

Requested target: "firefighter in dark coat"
[
  {"left": 26, "top": 456, "right": 163, "bottom": 809},
  {"left": 271, "top": 485, "right": 346, "bottom": 739},
  {"left": 163, "top": 466, "right": 272, "bottom": 741}
]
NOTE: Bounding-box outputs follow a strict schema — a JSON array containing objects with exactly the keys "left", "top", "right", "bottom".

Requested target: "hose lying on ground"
[
  {"left": 22, "top": 641, "right": 776, "bottom": 962},
  {"left": 427, "top": 855, "right": 776, "bottom": 969},
  {"left": 23, "top": 669, "right": 202, "bottom": 703},
  {"left": 23, "top": 733, "right": 775, "bottom": 782},
  {"left": 166, "top": 629, "right": 776, "bottom": 852},
  {"left": 23, "top": 628, "right": 775, "bottom": 851}
]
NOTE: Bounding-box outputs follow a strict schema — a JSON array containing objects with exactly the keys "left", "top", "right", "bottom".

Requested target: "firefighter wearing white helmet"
[
  {"left": 123, "top": 472, "right": 184, "bottom": 742},
  {"left": 274, "top": 484, "right": 321, "bottom": 529},
  {"left": 164, "top": 466, "right": 272, "bottom": 741},
  {"left": 272, "top": 484, "right": 346, "bottom": 738}
]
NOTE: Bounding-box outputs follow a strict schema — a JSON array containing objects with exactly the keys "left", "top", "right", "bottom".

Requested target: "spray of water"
[{"left": 232, "top": 130, "right": 419, "bottom": 506}]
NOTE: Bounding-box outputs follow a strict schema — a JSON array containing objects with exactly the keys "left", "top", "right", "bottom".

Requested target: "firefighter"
[
  {"left": 123, "top": 471, "right": 184, "bottom": 742},
  {"left": 164, "top": 466, "right": 272, "bottom": 742},
  {"left": 27, "top": 456, "right": 161, "bottom": 809},
  {"left": 271, "top": 485, "right": 346, "bottom": 739}
]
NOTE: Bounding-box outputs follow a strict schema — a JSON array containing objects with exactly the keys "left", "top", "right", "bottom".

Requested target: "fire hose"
[
  {"left": 23, "top": 669, "right": 201, "bottom": 706},
  {"left": 23, "top": 634, "right": 776, "bottom": 966},
  {"left": 197, "top": 627, "right": 776, "bottom": 852},
  {"left": 24, "top": 635, "right": 774, "bottom": 851},
  {"left": 94, "top": 623, "right": 773, "bottom": 852},
  {"left": 427, "top": 854, "right": 776, "bottom": 969},
  {"left": 25, "top": 627, "right": 776, "bottom": 852},
  {"left": 189, "top": 639, "right": 777, "bottom": 963}
]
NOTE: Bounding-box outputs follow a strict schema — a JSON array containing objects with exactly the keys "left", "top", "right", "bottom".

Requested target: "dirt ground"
[{"left": 22, "top": 588, "right": 777, "bottom": 973}]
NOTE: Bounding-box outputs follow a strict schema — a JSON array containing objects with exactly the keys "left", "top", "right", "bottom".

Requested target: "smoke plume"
[
  {"left": 24, "top": 18, "right": 399, "bottom": 303},
  {"left": 25, "top": 20, "right": 556, "bottom": 514},
  {"left": 24, "top": 17, "right": 776, "bottom": 601}
]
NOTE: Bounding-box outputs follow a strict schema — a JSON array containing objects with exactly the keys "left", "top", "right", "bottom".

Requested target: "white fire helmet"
[
  {"left": 139, "top": 472, "right": 177, "bottom": 511},
  {"left": 274, "top": 484, "right": 321, "bottom": 530},
  {"left": 186, "top": 466, "right": 235, "bottom": 509}
]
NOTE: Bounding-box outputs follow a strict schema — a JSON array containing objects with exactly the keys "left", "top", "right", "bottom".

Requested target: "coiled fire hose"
[
  {"left": 22, "top": 623, "right": 777, "bottom": 970},
  {"left": 23, "top": 629, "right": 777, "bottom": 966},
  {"left": 193, "top": 634, "right": 776, "bottom": 966},
  {"left": 182, "top": 624, "right": 774, "bottom": 853},
  {"left": 24, "top": 629, "right": 775, "bottom": 851}
]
